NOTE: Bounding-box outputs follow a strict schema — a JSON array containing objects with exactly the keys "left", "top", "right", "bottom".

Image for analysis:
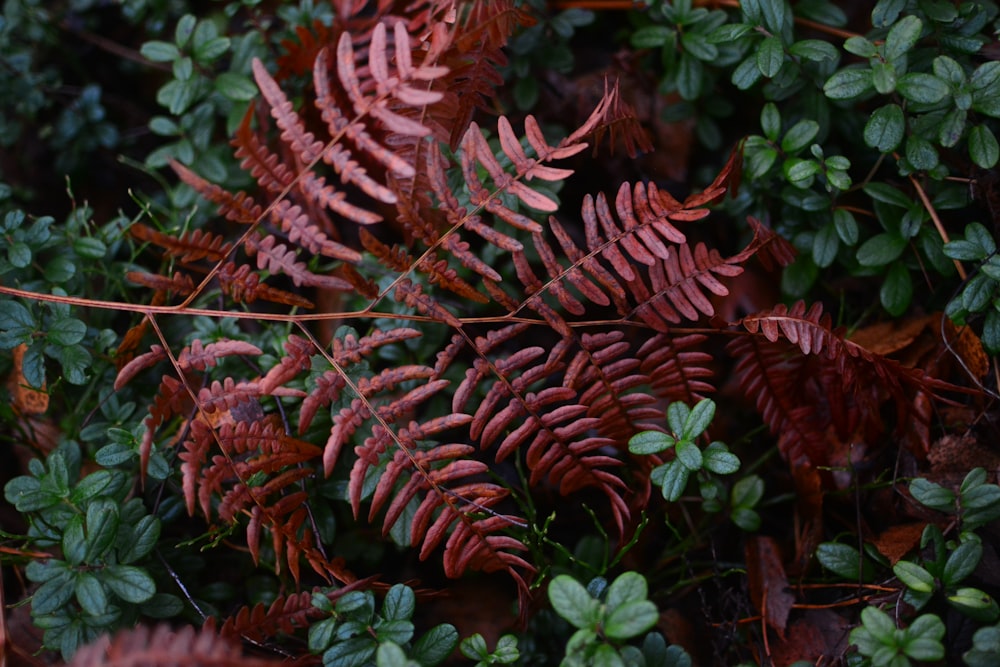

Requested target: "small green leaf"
[
  {"left": 949, "top": 587, "right": 1000, "bottom": 623},
  {"left": 817, "top": 542, "right": 869, "bottom": 580},
  {"left": 833, "top": 208, "right": 859, "bottom": 245},
  {"left": 910, "top": 477, "right": 955, "bottom": 511},
  {"left": 411, "top": 624, "right": 459, "bottom": 666},
  {"left": 813, "top": 222, "right": 840, "bottom": 267},
  {"left": 74, "top": 572, "right": 107, "bottom": 616},
  {"left": 656, "top": 462, "right": 690, "bottom": 502},
  {"left": 871, "top": 60, "right": 897, "bottom": 94},
  {"left": 856, "top": 232, "right": 906, "bottom": 267},
  {"left": 32, "top": 568, "right": 75, "bottom": 614},
  {"left": 938, "top": 108, "right": 967, "bottom": 147},
  {"left": 194, "top": 36, "right": 230, "bottom": 63},
  {"left": 732, "top": 56, "right": 763, "bottom": 89},
  {"left": 893, "top": 560, "right": 935, "bottom": 593},
  {"left": 896, "top": 73, "right": 950, "bottom": 104},
  {"left": 8, "top": 242, "right": 31, "bottom": 268},
  {"left": 781, "top": 120, "right": 819, "bottom": 153},
  {"left": 675, "top": 439, "right": 703, "bottom": 472},
  {"left": 605, "top": 571, "right": 648, "bottom": 612},
  {"left": 969, "top": 125, "right": 1000, "bottom": 168},
  {"left": 758, "top": 0, "right": 787, "bottom": 34},
  {"left": 383, "top": 584, "right": 415, "bottom": 622},
  {"left": 681, "top": 32, "right": 717, "bottom": 61},
  {"left": 731, "top": 475, "right": 765, "bottom": 508},
  {"left": 905, "top": 135, "right": 939, "bottom": 170},
  {"left": 880, "top": 260, "right": 912, "bottom": 316},
  {"left": 140, "top": 41, "right": 179, "bottom": 62},
  {"left": 943, "top": 540, "right": 983, "bottom": 585},
  {"left": 47, "top": 317, "right": 86, "bottom": 347},
  {"left": 459, "top": 634, "right": 488, "bottom": 661},
  {"left": 84, "top": 498, "right": 119, "bottom": 562},
  {"left": 119, "top": 515, "right": 160, "bottom": 564},
  {"left": 323, "top": 637, "right": 376, "bottom": 667},
  {"left": 824, "top": 68, "right": 873, "bottom": 99},
  {"left": 72, "top": 237, "right": 107, "bottom": 260},
  {"left": 884, "top": 15, "right": 922, "bottom": 61},
  {"left": 548, "top": 575, "right": 599, "bottom": 629},
  {"left": 756, "top": 36, "right": 784, "bottom": 78},
  {"left": 702, "top": 442, "right": 740, "bottom": 475},
  {"left": 628, "top": 431, "right": 674, "bottom": 455},
  {"left": 683, "top": 399, "right": 715, "bottom": 439},
  {"left": 0, "top": 300, "right": 36, "bottom": 347},
  {"left": 864, "top": 104, "right": 905, "bottom": 152},
  {"left": 631, "top": 25, "right": 673, "bottom": 49},
  {"left": 859, "top": 606, "right": 896, "bottom": 642},
  {"left": 604, "top": 600, "right": 658, "bottom": 640},
  {"left": 760, "top": 103, "right": 781, "bottom": 141},
  {"left": 843, "top": 36, "right": 876, "bottom": 57},
  {"left": 62, "top": 514, "right": 86, "bottom": 566},
  {"left": 788, "top": 39, "right": 838, "bottom": 62},
  {"left": 214, "top": 72, "right": 258, "bottom": 102},
  {"left": 309, "top": 617, "right": 338, "bottom": 653},
  {"left": 101, "top": 565, "right": 156, "bottom": 603}
]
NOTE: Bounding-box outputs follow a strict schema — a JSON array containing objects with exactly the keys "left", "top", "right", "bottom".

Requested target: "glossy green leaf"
[
  {"left": 83, "top": 498, "right": 119, "bottom": 562},
  {"left": 949, "top": 587, "right": 1000, "bottom": 623},
  {"left": 864, "top": 104, "right": 904, "bottom": 152},
  {"left": 74, "top": 572, "right": 107, "bottom": 616},
  {"left": 817, "top": 542, "right": 869, "bottom": 580},
  {"left": 871, "top": 60, "right": 897, "bottom": 94},
  {"left": 788, "top": 39, "right": 837, "bottom": 62},
  {"left": 383, "top": 584, "right": 415, "bottom": 622},
  {"left": 856, "top": 232, "right": 906, "bottom": 266},
  {"left": 824, "top": 68, "right": 873, "bottom": 99},
  {"left": 605, "top": 571, "right": 647, "bottom": 612},
  {"left": 548, "top": 575, "right": 599, "bottom": 629},
  {"left": 631, "top": 25, "right": 673, "bottom": 49},
  {"left": 32, "top": 568, "right": 75, "bottom": 614},
  {"left": 781, "top": 120, "right": 819, "bottom": 153},
  {"left": 943, "top": 540, "right": 983, "bottom": 585},
  {"left": 894, "top": 560, "right": 935, "bottom": 592},
  {"left": 756, "top": 36, "right": 784, "bottom": 78},
  {"left": 604, "top": 599, "right": 658, "bottom": 640},
  {"left": 896, "top": 73, "right": 949, "bottom": 104},
  {"left": 702, "top": 442, "right": 740, "bottom": 474},
  {"left": 656, "top": 461, "right": 690, "bottom": 502},
  {"left": 628, "top": 431, "right": 674, "bottom": 455},
  {"left": 969, "top": 124, "right": 1000, "bottom": 168},
  {"left": 119, "top": 515, "right": 160, "bottom": 564},
  {"left": 140, "top": 41, "right": 179, "bottom": 62},
  {"left": 101, "top": 565, "right": 155, "bottom": 603},
  {"left": 322, "top": 637, "right": 376, "bottom": 667},
  {"left": 411, "top": 624, "right": 458, "bottom": 666},
  {"left": 884, "top": 15, "right": 922, "bottom": 61},
  {"left": 910, "top": 477, "right": 956, "bottom": 511},
  {"left": 760, "top": 103, "right": 781, "bottom": 141}
]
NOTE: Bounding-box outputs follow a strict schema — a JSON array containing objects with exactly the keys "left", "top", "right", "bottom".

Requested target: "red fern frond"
[
  {"left": 69, "top": 624, "right": 278, "bottom": 667},
  {"left": 131, "top": 223, "right": 233, "bottom": 264}
]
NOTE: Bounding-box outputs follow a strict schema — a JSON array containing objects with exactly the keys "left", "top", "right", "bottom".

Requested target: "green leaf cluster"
[
  {"left": 3, "top": 443, "right": 179, "bottom": 658},
  {"left": 548, "top": 571, "right": 689, "bottom": 667},
  {"left": 628, "top": 399, "right": 740, "bottom": 502},
  {"left": 308, "top": 584, "right": 458, "bottom": 667},
  {"left": 850, "top": 607, "right": 945, "bottom": 666}
]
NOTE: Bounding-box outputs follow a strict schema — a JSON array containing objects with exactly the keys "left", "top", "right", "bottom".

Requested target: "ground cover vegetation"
[{"left": 3, "top": 0, "right": 1000, "bottom": 665}]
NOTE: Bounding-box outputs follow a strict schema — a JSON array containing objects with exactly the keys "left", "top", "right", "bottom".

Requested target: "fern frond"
[
  {"left": 69, "top": 624, "right": 277, "bottom": 667},
  {"left": 131, "top": 223, "right": 233, "bottom": 264}
]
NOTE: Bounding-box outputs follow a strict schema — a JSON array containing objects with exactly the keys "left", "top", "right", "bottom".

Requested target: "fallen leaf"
[
  {"left": 871, "top": 523, "right": 926, "bottom": 565},
  {"left": 746, "top": 535, "right": 795, "bottom": 639}
]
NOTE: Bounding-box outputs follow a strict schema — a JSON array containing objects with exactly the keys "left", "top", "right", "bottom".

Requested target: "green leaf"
[
  {"left": 52, "top": 344, "right": 91, "bottom": 385},
  {"left": 708, "top": 23, "right": 753, "bottom": 43},
  {"left": 656, "top": 461, "right": 690, "bottom": 502},
  {"left": 824, "top": 67, "right": 873, "bottom": 99},
  {"left": 628, "top": 431, "right": 674, "bottom": 455},
  {"left": 83, "top": 498, "right": 119, "bottom": 562},
  {"left": 604, "top": 600, "right": 658, "bottom": 640},
  {"left": 323, "top": 637, "right": 376, "bottom": 667},
  {"left": 411, "top": 624, "right": 458, "bottom": 666},
  {"left": 756, "top": 36, "right": 784, "bottom": 78},
  {"left": 943, "top": 540, "right": 983, "bottom": 585},
  {"left": 784, "top": 158, "right": 821, "bottom": 185},
  {"left": 782, "top": 120, "right": 819, "bottom": 153},
  {"left": 949, "top": 587, "right": 1000, "bottom": 623},
  {"left": 843, "top": 36, "right": 876, "bottom": 57},
  {"left": 72, "top": 236, "right": 107, "bottom": 260},
  {"left": 194, "top": 37, "right": 230, "bottom": 63},
  {"left": 884, "top": 15, "right": 922, "bottom": 61},
  {"left": 857, "top": 232, "right": 906, "bottom": 267},
  {"left": 5, "top": 475, "right": 58, "bottom": 512},
  {"left": 880, "top": 260, "right": 912, "bottom": 316},
  {"left": 47, "top": 317, "right": 86, "bottom": 347},
  {"left": 0, "top": 300, "right": 36, "bottom": 347},
  {"left": 969, "top": 125, "right": 1000, "bottom": 168},
  {"left": 732, "top": 56, "right": 763, "bottom": 90},
  {"left": 938, "top": 108, "right": 966, "bottom": 147},
  {"left": 8, "top": 242, "right": 30, "bottom": 268},
  {"left": 731, "top": 475, "right": 765, "bottom": 508},
  {"left": 213, "top": 72, "right": 257, "bottom": 103},
  {"left": 864, "top": 104, "right": 905, "bottom": 152},
  {"left": 893, "top": 560, "right": 935, "bottom": 593},
  {"left": 788, "top": 39, "right": 837, "bottom": 62},
  {"left": 910, "top": 477, "right": 955, "bottom": 511},
  {"left": 375, "top": 642, "right": 410, "bottom": 667},
  {"left": 631, "top": 25, "right": 673, "bottom": 49},
  {"left": 32, "top": 568, "right": 75, "bottom": 614},
  {"left": 101, "top": 565, "right": 156, "bottom": 603},
  {"left": 680, "top": 32, "right": 717, "bottom": 61},
  {"left": 119, "top": 515, "right": 160, "bottom": 564},
  {"left": 896, "top": 73, "right": 949, "bottom": 104},
  {"left": 605, "top": 571, "right": 648, "bottom": 612},
  {"left": 375, "top": 619, "right": 414, "bottom": 646},
  {"left": 833, "top": 208, "right": 859, "bottom": 245},
  {"left": 62, "top": 514, "right": 87, "bottom": 566},
  {"left": 309, "top": 617, "right": 338, "bottom": 652},
  {"left": 74, "top": 572, "right": 107, "bottom": 616},
  {"left": 683, "top": 399, "right": 715, "bottom": 438},
  {"left": 140, "top": 41, "right": 179, "bottom": 62},
  {"left": 812, "top": 222, "right": 840, "bottom": 267},
  {"left": 760, "top": 103, "right": 781, "bottom": 141},
  {"left": 871, "top": 60, "right": 897, "bottom": 95},
  {"left": 758, "top": 0, "right": 787, "bottom": 34},
  {"left": 965, "top": 626, "right": 1000, "bottom": 667},
  {"left": 459, "top": 634, "right": 488, "bottom": 661},
  {"left": 859, "top": 606, "right": 896, "bottom": 642},
  {"left": 676, "top": 52, "right": 702, "bottom": 100},
  {"left": 905, "top": 135, "right": 939, "bottom": 170},
  {"left": 674, "top": 439, "right": 703, "bottom": 472},
  {"left": 702, "top": 442, "right": 740, "bottom": 475},
  {"left": 548, "top": 575, "right": 599, "bottom": 629},
  {"left": 383, "top": 584, "right": 415, "bottom": 622},
  {"left": 816, "top": 542, "right": 869, "bottom": 580}
]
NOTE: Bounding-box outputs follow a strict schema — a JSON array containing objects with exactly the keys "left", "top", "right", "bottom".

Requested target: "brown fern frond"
[
  {"left": 171, "top": 160, "right": 263, "bottom": 224},
  {"left": 730, "top": 300, "right": 957, "bottom": 468},
  {"left": 589, "top": 78, "right": 654, "bottom": 158},
  {"left": 245, "top": 234, "right": 352, "bottom": 290},
  {"left": 131, "top": 223, "right": 234, "bottom": 264},
  {"left": 215, "top": 261, "right": 315, "bottom": 308},
  {"left": 125, "top": 270, "right": 195, "bottom": 296}
]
